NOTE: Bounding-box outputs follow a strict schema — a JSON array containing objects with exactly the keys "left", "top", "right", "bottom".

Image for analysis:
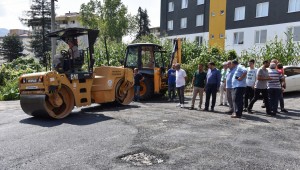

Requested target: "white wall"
[
  {"left": 164, "top": 32, "right": 210, "bottom": 45},
  {"left": 225, "top": 21, "right": 300, "bottom": 55}
]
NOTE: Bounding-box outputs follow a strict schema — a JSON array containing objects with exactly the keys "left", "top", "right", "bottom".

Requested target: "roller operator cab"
[
  {"left": 123, "top": 40, "right": 181, "bottom": 100},
  {"left": 19, "top": 28, "right": 134, "bottom": 119}
]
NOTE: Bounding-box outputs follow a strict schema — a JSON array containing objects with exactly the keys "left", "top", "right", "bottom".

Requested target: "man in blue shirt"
[
  {"left": 231, "top": 60, "right": 247, "bottom": 118},
  {"left": 167, "top": 64, "right": 176, "bottom": 101},
  {"left": 204, "top": 62, "right": 221, "bottom": 112},
  {"left": 224, "top": 61, "right": 236, "bottom": 114}
]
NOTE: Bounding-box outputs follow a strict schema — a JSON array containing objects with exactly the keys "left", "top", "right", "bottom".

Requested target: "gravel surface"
[{"left": 0, "top": 92, "right": 300, "bottom": 170}]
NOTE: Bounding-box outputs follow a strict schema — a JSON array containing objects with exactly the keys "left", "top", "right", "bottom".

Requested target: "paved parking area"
[{"left": 0, "top": 92, "right": 299, "bottom": 169}]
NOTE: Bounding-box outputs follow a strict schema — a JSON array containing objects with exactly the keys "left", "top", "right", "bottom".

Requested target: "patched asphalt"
[{"left": 0, "top": 92, "right": 299, "bottom": 170}]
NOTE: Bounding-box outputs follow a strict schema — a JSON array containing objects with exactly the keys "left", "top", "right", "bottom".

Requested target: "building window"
[
  {"left": 234, "top": 6, "right": 245, "bottom": 21},
  {"left": 255, "top": 30, "right": 267, "bottom": 44},
  {"left": 197, "top": 0, "right": 204, "bottom": 5},
  {"left": 182, "top": 0, "right": 188, "bottom": 9},
  {"left": 196, "top": 14, "right": 204, "bottom": 27},
  {"left": 256, "top": 2, "right": 269, "bottom": 18},
  {"left": 181, "top": 18, "right": 187, "bottom": 29},
  {"left": 288, "top": 0, "right": 300, "bottom": 13},
  {"left": 195, "top": 36, "right": 203, "bottom": 45},
  {"left": 168, "top": 2, "right": 174, "bottom": 12},
  {"left": 220, "top": 34, "right": 224, "bottom": 39},
  {"left": 287, "top": 26, "right": 300, "bottom": 41},
  {"left": 211, "top": 34, "right": 215, "bottom": 39},
  {"left": 168, "top": 20, "right": 173, "bottom": 31},
  {"left": 234, "top": 32, "right": 244, "bottom": 44},
  {"left": 211, "top": 12, "right": 215, "bottom": 16}
]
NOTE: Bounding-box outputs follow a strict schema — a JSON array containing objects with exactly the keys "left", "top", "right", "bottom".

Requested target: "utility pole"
[{"left": 51, "top": 0, "right": 57, "bottom": 69}]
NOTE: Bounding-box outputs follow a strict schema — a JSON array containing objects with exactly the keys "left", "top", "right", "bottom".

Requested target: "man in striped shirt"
[{"left": 267, "top": 62, "right": 284, "bottom": 116}]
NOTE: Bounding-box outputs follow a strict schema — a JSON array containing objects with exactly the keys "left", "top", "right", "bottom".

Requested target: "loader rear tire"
[{"left": 140, "top": 77, "right": 154, "bottom": 100}]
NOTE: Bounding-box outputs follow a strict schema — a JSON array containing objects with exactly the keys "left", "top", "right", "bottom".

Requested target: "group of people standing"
[{"left": 167, "top": 59, "right": 288, "bottom": 118}]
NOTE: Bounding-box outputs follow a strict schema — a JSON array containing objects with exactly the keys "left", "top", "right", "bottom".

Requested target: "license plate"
[
  {"left": 26, "top": 86, "right": 38, "bottom": 89},
  {"left": 27, "top": 79, "right": 37, "bottom": 83}
]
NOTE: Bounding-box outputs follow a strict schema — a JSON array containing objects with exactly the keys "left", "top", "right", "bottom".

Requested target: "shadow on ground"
[{"left": 19, "top": 104, "right": 139, "bottom": 127}]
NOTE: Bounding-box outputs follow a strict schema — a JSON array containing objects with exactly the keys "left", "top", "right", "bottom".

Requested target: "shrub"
[{"left": 0, "top": 57, "right": 42, "bottom": 101}]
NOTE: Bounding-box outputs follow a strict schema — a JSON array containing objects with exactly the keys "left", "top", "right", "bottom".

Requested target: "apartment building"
[
  {"left": 55, "top": 12, "right": 88, "bottom": 49},
  {"left": 160, "top": 0, "right": 300, "bottom": 54},
  {"left": 160, "top": 0, "right": 210, "bottom": 46},
  {"left": 56, "top": 12, "right": 82, "bottom": 30},
  {"left": 0, "top": 29, "right": 32, "bottom": 56}
]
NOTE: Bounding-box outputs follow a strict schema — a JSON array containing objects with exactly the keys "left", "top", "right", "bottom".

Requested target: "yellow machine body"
[
  {"left": 124, "top": 39, "right": 181, "bottom": 100},
  {"left": 19, "top": 66, "right": 134, "bottom": 119}
]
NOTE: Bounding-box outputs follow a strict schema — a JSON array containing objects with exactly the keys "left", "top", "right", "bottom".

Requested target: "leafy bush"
[
  {"left": 238, "top": 35, "right": 300, "bottom": 67},
  {"left": 94, "top": 39, "right": 127, "bottom": 67},
  {"left": 0, "top": 57, "right": 42, "bottom": 101}
]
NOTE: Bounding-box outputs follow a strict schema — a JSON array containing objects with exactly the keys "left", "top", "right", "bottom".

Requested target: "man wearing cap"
[
  {"left": 68, "top": 38, "right": 79, "bottom": 58},
  {"left": 219, "top": 62, "right": 229, "bottom": 106},
  {"left": 231, "top": 60, "right": 247, "bottom": 118}
]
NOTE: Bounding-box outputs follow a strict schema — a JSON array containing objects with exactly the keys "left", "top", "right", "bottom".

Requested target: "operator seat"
[{"left": 73, "top": 50, "right": 85, "bottom": 71}]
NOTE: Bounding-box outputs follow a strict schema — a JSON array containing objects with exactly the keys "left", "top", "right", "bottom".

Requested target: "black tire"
[{"left": 140, "top": 77, "right": 154, "bottom": 100}]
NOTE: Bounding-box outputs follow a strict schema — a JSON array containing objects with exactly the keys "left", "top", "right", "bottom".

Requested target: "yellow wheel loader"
[
  {"left": 19, "top": 28, "right": 134, "bottom": 119},
  {"left": 123, "top": 39, "right": 181, "bottom": 100}
]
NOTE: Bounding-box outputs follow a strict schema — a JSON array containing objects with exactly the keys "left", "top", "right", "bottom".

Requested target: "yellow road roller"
[{"left": 19, "top": 28, "right": 134, "bottom": 119}]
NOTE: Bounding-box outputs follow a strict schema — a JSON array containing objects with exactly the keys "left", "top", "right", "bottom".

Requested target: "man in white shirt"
[
  {"left": 175, "top": 63, "right": 187, "bottom": 108},
  {"left": 244, "top": 59, "right": 257, "bottom": 111},
  {"left": 219, "top": 62, "right": 229, "bottom": 106}
]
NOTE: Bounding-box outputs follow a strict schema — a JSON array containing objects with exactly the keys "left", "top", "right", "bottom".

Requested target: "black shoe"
[
  {"left": 210, "top": 108, "right": 214, "bottom": 112},
  {"left": 189, "top": 107, "right": 194, "bottom": 110},
  {"left": 231, "top": 115, "right": 241, "bottom": 118},
  {"left": 281, "top": 108, "right": 288, "bottom": 113},
  {"left": 243, "top": 108, "right": 247, "bottom": 112},
  {"left": 266, "top": 112, "right": 276, "bottom": 117},
  {"left": 247, "top": 109, "right": 254, "bottom": 114},
  {"left": 218, "top": 104, "right": 223, "bottom": 106},
  {"left": 261, "top": 105, "right": 266, "bottom": 108},
  {"left": 203, "top": 108, "right": 209, "bottom": 111}
]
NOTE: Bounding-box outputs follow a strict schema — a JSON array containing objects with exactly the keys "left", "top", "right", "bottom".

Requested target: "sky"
[{"left": 0, "top": 0, "right": 161, "bottom": 30}]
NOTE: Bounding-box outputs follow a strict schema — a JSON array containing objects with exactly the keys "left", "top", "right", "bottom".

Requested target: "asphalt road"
[{"left": 0, "top": 92, "right": 300, "bottom": 170}]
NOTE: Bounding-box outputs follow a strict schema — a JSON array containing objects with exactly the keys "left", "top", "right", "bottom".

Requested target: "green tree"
[
  {"left": 79, "top": 0, "right": 132, "bottom": 42},
  {"left": 20, "top": 0, "right": 51, "bottom": 66},
  {"left": 100, "top": 0, "right": 129, "bottom": 42},
  {"left": 135, "top": 7, "right": 150, "bottom": 40},
  {"left": 79, "top": 0, "right": 101, "bottom": 30},
  {"left": 0, "top": 35, "right": 24, "bottom": 62}
]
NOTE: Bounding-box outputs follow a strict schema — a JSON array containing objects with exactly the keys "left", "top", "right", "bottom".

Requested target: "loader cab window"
[
  {"left": 154, "top": 51, "right": 164, "bottom": 68},
  {"left": 125, "top": 46, "right": 138, "bottom": 68},
  {"left": 141, "top": 46, "right": 154, "bottom": 69}
]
